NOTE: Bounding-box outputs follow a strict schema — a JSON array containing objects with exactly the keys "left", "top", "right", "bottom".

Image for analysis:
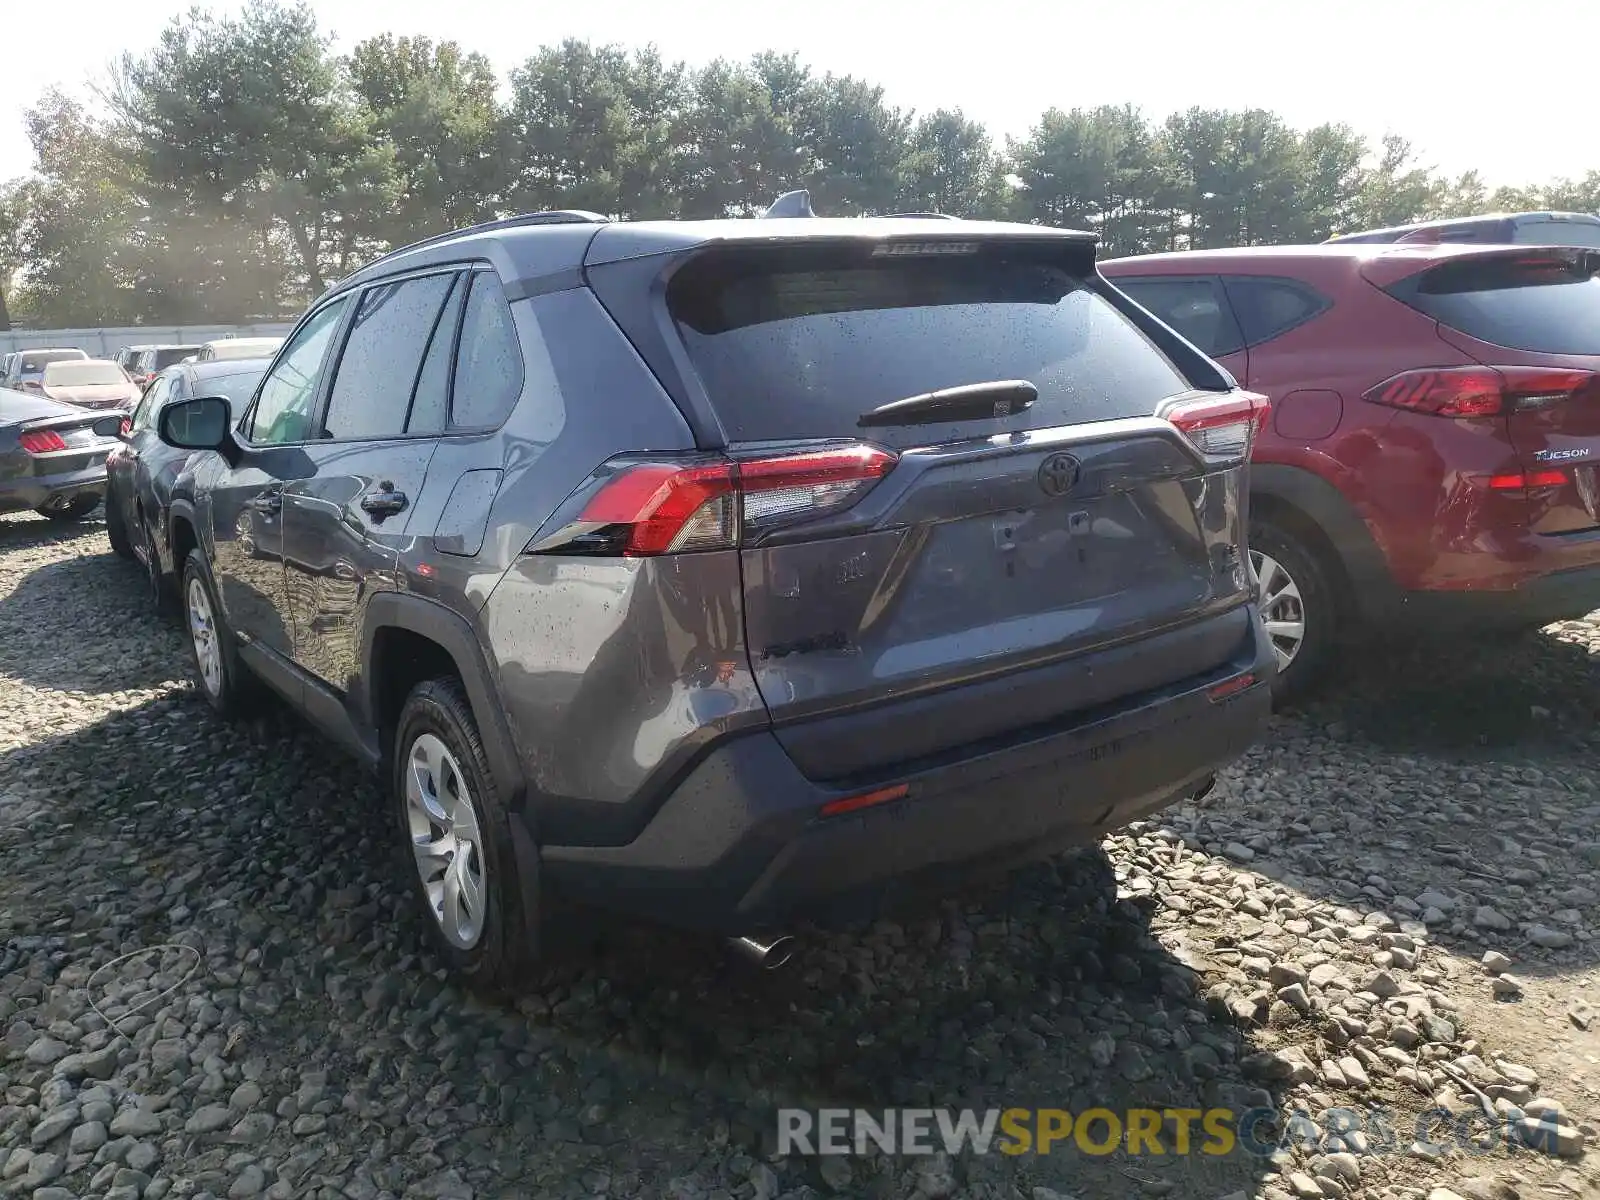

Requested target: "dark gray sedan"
[
  {"left": 0, "top": 386, "right": 123, "bottom": 522},
  {"left": 105, "top": 358, "right": 270, "bottom": 603}
]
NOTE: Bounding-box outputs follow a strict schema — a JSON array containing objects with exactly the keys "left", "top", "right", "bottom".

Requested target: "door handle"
[
  {"left": 360, "top": 487, "right": 408, "bottom": 519},
  {"left": 246, "top": 493, "right": 281, "bottom": 514}
]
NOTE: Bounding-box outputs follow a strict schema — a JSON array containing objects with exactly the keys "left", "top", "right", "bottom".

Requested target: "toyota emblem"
[{"left": 1036, "top": 452, "right": 1081, "bottom": 498}]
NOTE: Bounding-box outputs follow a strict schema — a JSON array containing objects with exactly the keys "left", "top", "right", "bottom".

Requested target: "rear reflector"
[
  {"left": 1364, "top": 366, "right": 1594, "bottom": 418},
  {"left": 1488, "top": 469, "right": 1567, "bottom": 491},
  {"left": 534, "top": 443, "right": 898, "bottom": 557},
  {"left": 1206, "top": 672, "right": 1257, "bottom": 702},
  {"left": 819, "top": 783, "right": 909, "bottom": 818},
  {"left": 1164, "top": 391, "right": 1271, "bottom": 460},
  {"left": 19, "top": 430, "right": 68, "bottom": 454}
]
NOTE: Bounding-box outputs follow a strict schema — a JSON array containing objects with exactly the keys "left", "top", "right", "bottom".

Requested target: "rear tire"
[
  {"left": 1250, "top": 519, "right": 1339, "bottom": 704},
  {"left": 142, "top": 512, "right": 176, "bottom": 614},
  {"left": 105, "top": 490, "right": 135, "bottom": 559},
  {"left": 36, "top": 494, "right": 100, "bottom": 522},
  {"left": 393, "top": 678, "right": 538, "bottom": 992},
  {"left": 181, "top": 549, "right": 258, "bottom": 717}
]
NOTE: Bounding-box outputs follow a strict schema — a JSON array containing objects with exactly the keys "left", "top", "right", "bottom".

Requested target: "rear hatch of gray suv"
[{"left": 579, "top": 223, "right": 1266, "bottom": 782}]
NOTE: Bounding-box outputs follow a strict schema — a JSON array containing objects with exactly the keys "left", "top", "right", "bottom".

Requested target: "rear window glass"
[
  {"left": 1511, "top": 221, "right": 1600, "bottom": 249},
  {"left": 668, "top": 245, "right": 1192, "bottom": 446},
  {"left": 1399, "top": 256, "right": 1600, "bottom": 355},
  {"left": 44, "top": 361, "right": 127, "bottom": 385},
  {"left": 152, "top": 347, "right": 200, "bottom": 370},
  {"left": 21, "top": 350, "right": 86, "bottom": 373},
  {"left": 1223, "top": 277, "right": 1329, "bottom": 347}
]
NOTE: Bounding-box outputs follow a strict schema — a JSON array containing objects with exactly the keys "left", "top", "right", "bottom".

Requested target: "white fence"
[{"left": 0, "top": 324, "right": 296, "bottom": 357}]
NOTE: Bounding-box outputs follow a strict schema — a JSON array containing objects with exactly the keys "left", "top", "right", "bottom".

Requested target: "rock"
[
  {"left": 1316, "top": 1152, "right": 1361, "bottom": 1186},
  {"left": 110, "top": 1109, "right": 164, "bottom": 1138},
  {"left": 1491, "top": 975, "right": 1524, "bottom": 999},
  {"left": 19, "top": 1152, "right": 64, "bottom": 1188},
  {"left": 1223, "top": 843, "right": 1255, "bottom": 863},
  {"left": 229, "top": 1083, "right": 263, "bottom": 1112},
  {"left": 1427, "top": 1190, "right": 1469, "bottom": 1200},
  {"left": 186, "top": 1104, "right": 233, "bottom": 1134},
  {"left": 1363, "top": 971, "right": 1400, "bottom": 998},
  {"left": 1473, "top": 907, "right": 1512, "bottom": 932},
  {"left": 406, "top": 1167, "right": 474, "bottom": 1199},
  {"left": 1337, "top": 1056, "right": 1370, "bottom": 1088},
  {"left": 228, "top": 1114, "right": 276, "bottom": 1144},
  {"left": 1513, "top": 1117, "right": 1585, "bottom": 1156},
  {"left": 1527, "top": 924, "right": 1573, "bottom": 949},
  {"left": 1287, "top": 1173, "right": 1324, "bottom": 1199},
  {"left": 23, "top": 1037, "right": 70, "bottom": 1067},
  {"left": 818, "top": 1156, "right": 852, "bottom": 1192},
  {"left": 1277, "top": 983, "right": 1312, "bottom": 1013},
  {"left": 1480, "top": 951, "right": 1513, "bottom": 973},
  {"left": 70, "top": 1120, "right": 109, "bottom": 1153},
  {"left": 1570, "top": 1001, "right": 1594, "bottom": 1030},
  {"left": 1269, "top": 962, "right": 1308, "bottom": 988},
  {"left": 29, "top": 1105, "right": 80, "bottom": 1147},
  {"left": 55, "top": 1044, "right": 120, "bottom": 1081}
]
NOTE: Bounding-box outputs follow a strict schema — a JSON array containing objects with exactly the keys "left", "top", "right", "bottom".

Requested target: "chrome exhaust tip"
[{"left": 727, "top": 934, "right": 795, "bottom": 970}]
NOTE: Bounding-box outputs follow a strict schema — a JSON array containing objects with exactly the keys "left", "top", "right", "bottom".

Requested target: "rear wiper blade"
[{"left": 857, "top": 380, "right": 1037, "bottom": 428}]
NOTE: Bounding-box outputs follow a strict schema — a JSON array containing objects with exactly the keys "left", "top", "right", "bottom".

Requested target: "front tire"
[
  {"left": 181, "top": 549, "right": 257, "bottom": 716},
  {"left": 393, "top": 678, "right": 536, "bottom": 991},
  {"left": 1250, "top": 519, "right": 1339, "bottom": 704},
  {"left": 37, "top": 493, "right": 100, "bottom": 522}
]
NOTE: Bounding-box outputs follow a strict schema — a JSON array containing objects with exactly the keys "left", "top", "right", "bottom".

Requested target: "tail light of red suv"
[
  {"left": 1363, "top": 365, "right": 1597, "bottom": 418},
  {"left": 1364, "top": 366, "right": 1599, "bottom": 494}
]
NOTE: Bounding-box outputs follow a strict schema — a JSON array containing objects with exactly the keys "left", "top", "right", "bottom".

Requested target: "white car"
[{"left": 195, "top": 337, "right": 285, "bottom": 363}]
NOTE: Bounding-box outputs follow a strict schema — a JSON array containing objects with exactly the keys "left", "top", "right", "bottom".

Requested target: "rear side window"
[
  {"left": 1512, "top": 221, "right": 1600, "bottom": 249},
  {"left": 324, "top": 272, "right": 457, "bottom": 440},
  {"left": 1223, "top": 278, "right": 1329, "bottom": 347},
  {"left": 1394, "top": 256, "right": 1600, "bottom": 354},
  {"left": 1114, "top": 276, "right": 1243, "bottom": 358},
  {"left": 406, "top": 274, "right": 467, "bottom": 435},
  {"left": 451, "top": 272, "right": 524, "bottom": 429},
  {"left": 668, "top": 245, "right": 1191, "bottom": 446},
  {"left": 153, "top": 347, "right": 199, "bottom": 370}
]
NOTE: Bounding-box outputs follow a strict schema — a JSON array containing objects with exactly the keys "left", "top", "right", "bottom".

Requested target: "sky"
[{"left": 3, "top": 0, "right": 1595, "bottom": 190}]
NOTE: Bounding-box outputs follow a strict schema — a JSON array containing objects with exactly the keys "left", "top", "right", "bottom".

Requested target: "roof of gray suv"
[{"left": 331, "top": 209, "right": 1097, "bottom": 301}]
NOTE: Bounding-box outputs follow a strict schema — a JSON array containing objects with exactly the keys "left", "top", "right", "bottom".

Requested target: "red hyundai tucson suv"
[{"left": 1101, "top": 243, "right": 1600, "bottom": 698}]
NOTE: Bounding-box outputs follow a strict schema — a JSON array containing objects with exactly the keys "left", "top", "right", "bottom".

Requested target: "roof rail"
[
  {"left": 364, "top": 210, "right": 613, "bottom": 271},
  {"left": 761, "top": 190, "right": 816, "bottom": 219},
  {"left": 882, "top": 212, "right": 960, "bottom": 220}
]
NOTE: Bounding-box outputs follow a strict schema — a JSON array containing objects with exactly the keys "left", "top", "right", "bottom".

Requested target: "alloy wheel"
[
  {"left": 186, "top": 576, "right": 223, "bottom": 697},
  {"left": 1252, "top": 549, "right": 1307, "bottom": 672},
  {"left": 404, "top": 733, "right": 487, "bottom": 950}
]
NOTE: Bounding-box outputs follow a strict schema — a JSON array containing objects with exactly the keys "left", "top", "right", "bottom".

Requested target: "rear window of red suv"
[{"left": 1395, "top": 255, "right": 1600, "bottom": 355}]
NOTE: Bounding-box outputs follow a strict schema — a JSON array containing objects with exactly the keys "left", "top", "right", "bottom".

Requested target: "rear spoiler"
[{"left": 1358, "top": 243, "right": 1600, "bottom": 289}]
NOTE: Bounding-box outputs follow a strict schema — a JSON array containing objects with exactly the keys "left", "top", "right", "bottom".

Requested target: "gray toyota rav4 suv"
[{"left": 156, "top": 202, "right": 1274, "bottom": 987}]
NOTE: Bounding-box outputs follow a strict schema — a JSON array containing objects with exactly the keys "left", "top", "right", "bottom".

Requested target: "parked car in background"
[
  {"left": 37, "top": 359, "right": 142, "bottom": 411},
  {"left": 194, "top": 337, "right": 284, "bottom": 362},
  {"left": 1, "top": 386, "right": 123, "bottom": 522},
  {"left": 1327, "top": 210, "right": 1600, "bottom": 248},
  {"left": 154, "top": 206, "right": 1272, "bottom": 988},
  {"left": 1, "top": 347, "right": 88, "bottom": 392},
  {"left": 116, "top": 344, "right": 203, "bottom": 390},
  {"left": 1102, "top": 242, "right": 1600, "bottom": 698},
  {"left": 105, "top": 357, "right": 270, "bottom": 602}
]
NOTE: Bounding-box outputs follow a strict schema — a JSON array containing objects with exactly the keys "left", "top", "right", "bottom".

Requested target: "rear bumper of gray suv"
[{"left": 539, "top": 608, "right": 1273, "bottom": 933}]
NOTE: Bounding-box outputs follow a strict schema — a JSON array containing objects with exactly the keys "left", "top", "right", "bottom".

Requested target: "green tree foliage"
[{"left": 3, "top": 3, "right": 1596, "bottom": 325}]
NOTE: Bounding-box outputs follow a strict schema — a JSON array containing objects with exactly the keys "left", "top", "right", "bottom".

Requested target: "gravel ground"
[{"left": 1, "top": 512, "right": 1597, "bottom": 1200}]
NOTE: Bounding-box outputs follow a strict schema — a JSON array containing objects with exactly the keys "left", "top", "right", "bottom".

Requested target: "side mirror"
[
  {"left": 90, "top": 415, "right": 125, "bottom": 439},
  {"left": 158, "top": 395, "right": 233, "bottom": 451}
]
